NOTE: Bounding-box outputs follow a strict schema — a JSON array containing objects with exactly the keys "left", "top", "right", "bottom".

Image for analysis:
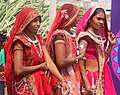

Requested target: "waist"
[{"left": 85, "top": 59, "right": 99, "bottom": 72}]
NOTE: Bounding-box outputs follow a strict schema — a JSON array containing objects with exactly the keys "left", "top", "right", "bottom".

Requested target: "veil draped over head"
[
  {"left": 76, "top": 6, "right": 116, "bottom": 95},
  {"left": 76, "top": 6, "right": 108, "bottom": 48},
  {"left": 4, "top": 7, "right": 40, "bottom": 95},
  {"left": 46, "top": 3, "right": 80, "bottom": 45}
]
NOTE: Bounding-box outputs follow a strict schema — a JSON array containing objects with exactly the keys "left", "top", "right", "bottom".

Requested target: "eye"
[
  {"left": 32, "top": 17, "right": 41, "bottom": 23},
  {"left": 97, "top": 17, "right": 105, "bottom": 21}
]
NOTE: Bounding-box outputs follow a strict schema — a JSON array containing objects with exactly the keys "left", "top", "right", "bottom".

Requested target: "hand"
[
  {"left": 0, "top": 72, "right": 4, "bottom": 77},
  {"left": 84, "top": 87, "right": 91, "bottom": 95},
  {"left": 39, "top": 62, "right": 48, "bottom": 71},
  {"left": 83, "top": 90, "right": 91, "bottom": 95},
  {"left": 82, "top": 84, "right": 91, "bottom": 95},
  {"left": 60, "top": 80, "right": 70, "bottom": 95},
  {"left": 107, "top": 31, "right": 116, "bottom": 46}
]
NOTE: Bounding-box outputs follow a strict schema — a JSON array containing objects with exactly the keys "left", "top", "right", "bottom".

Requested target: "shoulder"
[
  {"left": 53, "top": 29, "right": 66, "bottom": 36},
  {"left": 77, "top": 32, "right": 93, "bottom": 43},
  {"left": 52, "top": 29, "right": 66, "bottom": 41},
  {"left": 36, "top": 34, "right": 43, "bottom": 39},
  {"left": 36, "top": 34, "right": 45, "bottom": 45},
  {"left": 13, "top": 34, "right": 30, "bottom": 47}
]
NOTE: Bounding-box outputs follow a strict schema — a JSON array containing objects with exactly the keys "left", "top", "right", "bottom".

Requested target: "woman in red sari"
[
  {"left": 76, "top": 7, "right": 116, "bottom": 95},
  {"left": 46, "top": 4, "right": 82, "bottom": 95},
  {"left": 4, "top": 7, "right": 69, "bottom": 95}
]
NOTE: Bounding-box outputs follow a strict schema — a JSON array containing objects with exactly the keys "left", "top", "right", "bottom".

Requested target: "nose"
[
  {"left": 100, "top": 19, "right": 104, "bottom": 24},
  {"left": 37, "top": 21, "right": 40, "bottom": 25},
  {"left": 36, "top": 21, "right": 40, "bottom": 27}
]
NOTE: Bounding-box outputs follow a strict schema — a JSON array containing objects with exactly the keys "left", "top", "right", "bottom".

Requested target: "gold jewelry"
[{"left": 22, "top": 32, "right": 42, "bottom": 58}]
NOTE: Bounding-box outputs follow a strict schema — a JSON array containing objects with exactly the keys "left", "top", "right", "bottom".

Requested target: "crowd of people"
[{"left": 0, "top": 3, "right": 117, "bottom": 95}]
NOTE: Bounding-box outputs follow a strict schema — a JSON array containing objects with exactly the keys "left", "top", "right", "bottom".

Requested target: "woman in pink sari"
[
  {"left": 76, "top": 7, "right": 116, "bottom": 95},
  {"left": 46, "top": 3, "right": 82, "bottom": 95},
  {"left": 4, "top": 7, "right": 69, "bottom": 95}
]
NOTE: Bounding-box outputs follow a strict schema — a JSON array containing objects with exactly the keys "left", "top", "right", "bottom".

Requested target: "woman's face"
[
  {"left": 89, "top": 12, "right": 105, "bottom": 31},
  {"left": 26, "top": 16, "right": 41, "bottom": 34}
]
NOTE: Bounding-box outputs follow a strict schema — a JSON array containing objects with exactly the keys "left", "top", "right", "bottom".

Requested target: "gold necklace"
[{"left": 87, "top": 28, "right": 106, "bottom": 49}]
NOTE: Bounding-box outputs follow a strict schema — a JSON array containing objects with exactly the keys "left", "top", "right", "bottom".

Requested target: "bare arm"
[
  {"left": 78, "top": 40, "right": 91, "bottom": 93},
  {"left": 42, "top": 45, "right": 70, "bottom": 93},
  {"left": 42, "top": 45, "right": 64, "bottom": 81},
  {"left": 54, "top": 41, "right": 82, "bottom": 68},
  {"left": 13, "top": 41, "right": 46, "bottom": 75}
]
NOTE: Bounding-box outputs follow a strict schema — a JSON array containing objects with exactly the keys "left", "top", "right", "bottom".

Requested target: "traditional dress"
[
  {"left": 4, "top": 8, "right": 52, "bottom": 95},
  {"left": 76, "top": 6, "right": 116, "bottom": 95},
  {"left": 46, "top": 4, "right": 82, "bottom": 95}
]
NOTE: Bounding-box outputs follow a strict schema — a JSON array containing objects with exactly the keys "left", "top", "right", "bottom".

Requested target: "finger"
[{"left": 108, "top": 32, "right": 110, "bottom": 36}]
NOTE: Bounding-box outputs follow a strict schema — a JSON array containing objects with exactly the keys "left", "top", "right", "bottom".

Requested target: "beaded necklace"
[
  {"left": 22, "top": 32, "right": 42, "bottom": 58},
  {"left": 87, "top": 28, "right": 106, "bottom": 49},
  {"left": 64, "top": 30, "right": 76, "bottom": 38}
]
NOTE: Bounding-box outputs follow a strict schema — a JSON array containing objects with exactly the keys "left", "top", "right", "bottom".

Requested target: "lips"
[
  {"left": 98, "top": 25, "right": 103, "bottom": 29},
  {"left": 34, "top": 27, "right": 39, "bottom": 30}
]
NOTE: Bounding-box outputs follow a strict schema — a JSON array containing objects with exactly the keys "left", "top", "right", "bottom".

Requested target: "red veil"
[
  {"left": 4, "top": 8, "right": 40, "bottom": 95},
  {"left": 46, "top": 3, "right": 82, "bottom": 95},
  {"left": 46, "top": 3, "right": 80, "bottom": 45}
]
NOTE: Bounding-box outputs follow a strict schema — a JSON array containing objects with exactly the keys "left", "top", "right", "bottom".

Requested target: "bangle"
[
  {"left": 60, "top": 80, "right": 67, "bottom": 85},
  {"left": 75, "top": 56, "right": 79, "bottom": 63}
]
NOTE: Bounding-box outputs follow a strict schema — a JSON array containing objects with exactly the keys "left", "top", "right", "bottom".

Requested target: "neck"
[
  {"left": 63, "top": 26, "right": 72, "bottom": 34},
  {"left": 23, "top": 31, "right": 35, "bottom": 41},
  {"left": 89, "top": 27, "right": 99, "bottom": 36}
]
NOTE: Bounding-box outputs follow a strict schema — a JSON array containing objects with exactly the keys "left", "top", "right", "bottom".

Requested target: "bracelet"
[
  {"left": 60, "top": 80, "right": 67, "bottom": 85},
  {"left": 75, "top": 56, "right": 79, "bottom": 63}
]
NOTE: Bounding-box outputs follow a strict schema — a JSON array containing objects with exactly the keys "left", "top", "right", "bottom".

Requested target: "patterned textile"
[
  {"left": 4, "top": 8, "right": 52, "bottom": 95},
  {"left": 46, "top": 3, "right": 82, "bottom": 95},
  {"left": 76, "top": 6, "right": 116, "bottom": 95},
  {"left": 48, "top": 30, "right": 82, "bottom": 95}
]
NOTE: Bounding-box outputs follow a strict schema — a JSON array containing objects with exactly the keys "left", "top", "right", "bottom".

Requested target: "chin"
[{"left": 34, "top": 30, "right": 38, "bottom": 34}]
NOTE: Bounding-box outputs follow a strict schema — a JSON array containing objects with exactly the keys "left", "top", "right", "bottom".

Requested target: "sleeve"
[
  {"left": 13, "top": 40, "right": 24, "bottom": 51},
  {"left": 54, "top": 34, "right": 66, "bottom": 45},
  {"left": 78, "top": 36, "right": 88, "bottom": 58}
]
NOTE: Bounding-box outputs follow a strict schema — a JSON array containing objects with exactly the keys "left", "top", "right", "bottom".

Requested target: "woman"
[
  {"left": 4, "top": 7, "right": 69, "bottom": 95},
  {"left": 76, "top": 7, "right": 116, "bottom": 95},
  {"left": 46, "top": 4, "right": 82, "bottom": 95}
]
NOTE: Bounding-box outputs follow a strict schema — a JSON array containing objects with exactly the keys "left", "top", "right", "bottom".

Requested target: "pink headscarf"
[
  {"left": 76, "top": 6, "right": 108, "bottom": 47},
  {"left": 4, "top": 7, "right": 40, "bottom": 95},
  {"left": 46, "top": 3, "right": 80, "bottom": 45}
]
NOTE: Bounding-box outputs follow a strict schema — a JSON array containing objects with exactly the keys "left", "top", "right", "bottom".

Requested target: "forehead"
[
  {"left": 94, "top": 12, "right": 105, "bottom": 18},
  {"left": 33, "top": 16, "right": 41, "bottom": 20}
]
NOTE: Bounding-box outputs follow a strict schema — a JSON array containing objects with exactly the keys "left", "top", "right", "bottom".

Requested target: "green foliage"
[{"left": 0, "top": 0, "right": 49, "bottom": 38}]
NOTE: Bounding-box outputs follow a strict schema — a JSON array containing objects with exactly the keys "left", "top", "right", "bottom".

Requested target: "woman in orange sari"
[
  {"left": 76, "top": 7, "right": 116, "bottom": 95},
  {"left": 4, "top": 7, "right": 69, "bottom": 95},
  {"left": 46, "top": 3, "right": 82, "bottom": 95}
]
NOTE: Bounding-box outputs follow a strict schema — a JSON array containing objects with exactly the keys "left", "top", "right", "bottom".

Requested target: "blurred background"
[{"left": 0, "top": 0, "right": 112, "bottom": 39}]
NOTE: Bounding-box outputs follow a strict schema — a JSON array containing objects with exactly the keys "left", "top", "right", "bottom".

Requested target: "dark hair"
[
  {"left": 0, "top": 34, "right": 7, "bottom": 42},
  {"left": 90, "top": 8, "right": 106, "bottom": 19},
  {"left": 85, "top": 8, "right": 106, "bottom": 31}
]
